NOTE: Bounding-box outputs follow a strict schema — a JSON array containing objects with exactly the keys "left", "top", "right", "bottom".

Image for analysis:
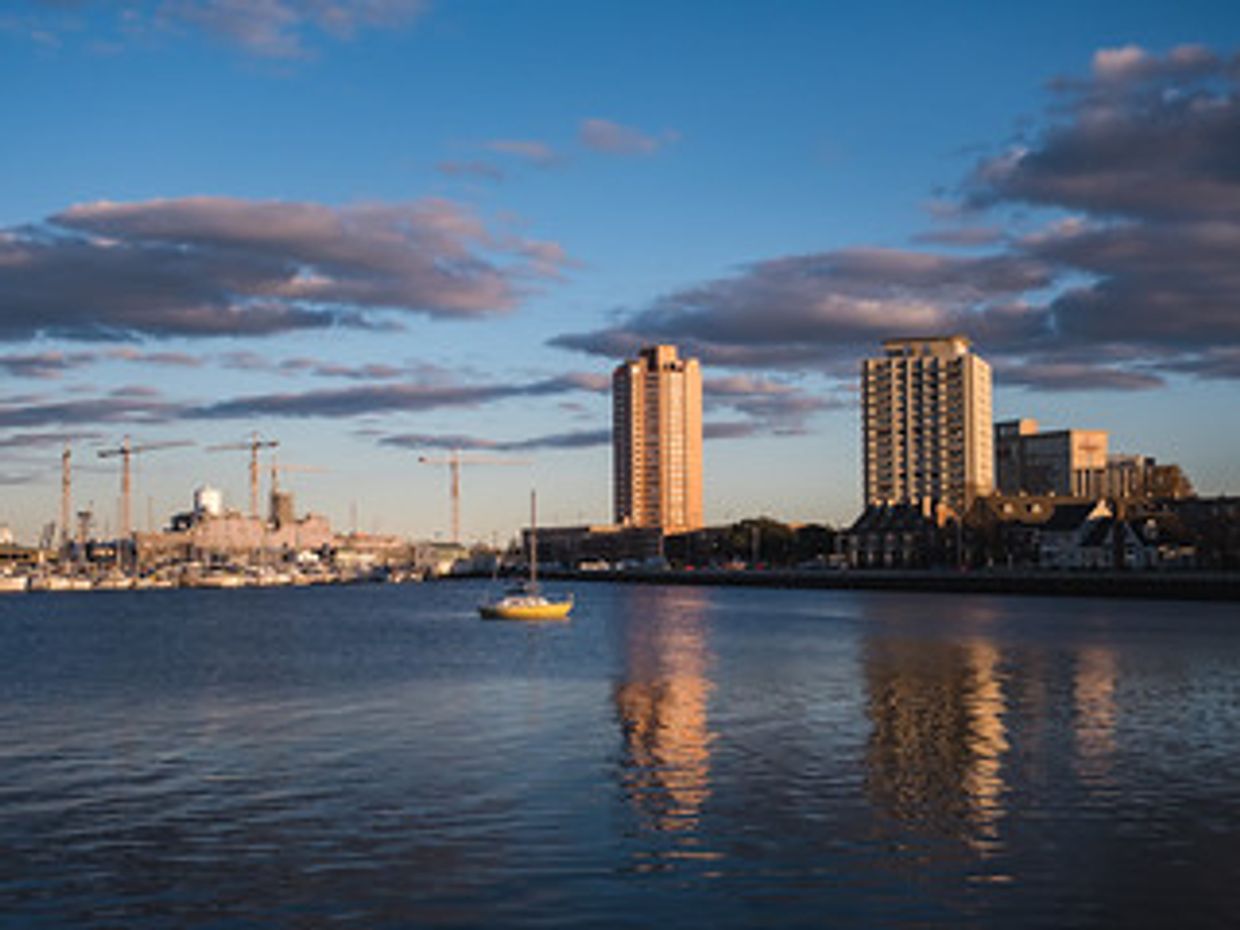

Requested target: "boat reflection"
[{"left": 613, "top": 588, "right": 718, "bottom": 868}]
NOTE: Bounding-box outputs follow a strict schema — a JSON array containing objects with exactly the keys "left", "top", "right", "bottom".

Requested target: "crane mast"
[{"left": 417, "top": 450, "right": 531, "bottom": 545}]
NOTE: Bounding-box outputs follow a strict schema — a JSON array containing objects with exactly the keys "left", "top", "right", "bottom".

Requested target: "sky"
[{"left": 3, "top": 0, "right": 1240, "bottom": 544}]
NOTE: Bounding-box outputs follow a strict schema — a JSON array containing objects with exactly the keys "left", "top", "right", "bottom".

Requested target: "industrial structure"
[{"left": 612, "top": 344, "right": 703, "bottom": 533}]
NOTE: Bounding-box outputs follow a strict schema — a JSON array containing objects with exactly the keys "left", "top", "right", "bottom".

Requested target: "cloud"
[
  {"left": 578, "top": 118, "right": 675, "bottom": 156},
  {"left": 0, "top": 196, "right": 569, "bottom": 341},
  {"left": 187, "top": 372, "right": 605, "bottom": 420},
  {"left": 380, "top": 428, "right": 611, "bottom": 453},
  {"left": 0, "top": 388, "right": 180, "bottom": 428},
  {"left": 483, "top": 139, "right": 559, "bottom": 167},
  {"left": 105, "top": 347, "right": 205, "bottom": 367},
  {"left": 556, "top": 46, "right": 1240, "bottom": 389},
  {"left": 995, "top": 360, "right": 1165, "bottom": 392},
  {"left": 552, "top": 247, "right": 1052, "bottom": 370},
  {"left": 912, "top": 226, "right": 1006, "bottom": 247},
  {"left": 969, "top": 45, "right": 1240, "bottom": 221},
  {"left": 22, "top": 1, "right": 428, "bottom": 59},
  {"left": 436, "top": 160, "right": 506, "bottom": 182},
  {"left": 0, "top": 350, "right": 96, "bottom": 379},
  {"left": 703, "top": 375, "right": 846, "bottom": 433},
  {"left": 0, "top": 429, "right": 104, "bottom": 450},
  {"left": 378, "top": 420, "right": 770, "bottom": 452},
  {"left": 278, "top": 358, "right": 407, "bottom": 380}
]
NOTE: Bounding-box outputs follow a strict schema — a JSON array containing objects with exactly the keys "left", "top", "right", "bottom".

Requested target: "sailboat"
[{"left": 478, "top": 490, "right": 573, "bottom": 621}]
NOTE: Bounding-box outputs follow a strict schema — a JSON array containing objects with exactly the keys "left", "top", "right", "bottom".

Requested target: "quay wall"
[{"left": 520, "top": 568, "right": 1240, "bottom": 602}]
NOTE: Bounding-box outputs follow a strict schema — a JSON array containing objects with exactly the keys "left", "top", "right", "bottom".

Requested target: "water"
[{"left": 1, "top": 582, "right": 1238, "bottom": 928}]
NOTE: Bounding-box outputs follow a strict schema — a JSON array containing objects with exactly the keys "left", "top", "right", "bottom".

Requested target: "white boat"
[
  {"left": 0, "top": 575, "right": 28, "bottom": 593},
  {"left": 93, "top": 574, "right": 133, "bottom": 591},
  {"left": 479, "top": 491, "right": 573, "bottom": 621},
  {"left": 194, "top": 571, "right": 247, "bottom": 589},
  {"left": 28, "top": 574, "right": 92, "bottom": 593}
]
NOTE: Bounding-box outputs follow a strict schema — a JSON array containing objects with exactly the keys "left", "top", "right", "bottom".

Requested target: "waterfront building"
[
  {"left": 524, "top": 523, "right": 664, "bottom": 569},
  {"left": 138, "top": 488, "right": 333, "bottom": 568},
  {"left": 861, "top": 335, "right": 993, "bottom": 514},
  {"left": 995, "top": 419, "right": 1109, "bottom": 498},
  {"left": 613, "top": 344, "right": 703, "bottom": 533},
  {"left": 1104, "top": 454, "right": 1194, "bottom": 502},
  {"left": 839, "top": 500, "right": 957, "bottom": 569}
]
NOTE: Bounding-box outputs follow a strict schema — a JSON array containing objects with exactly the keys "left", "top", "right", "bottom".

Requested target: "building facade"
[
  {"left": 862, "top": 335, "right": 994, "bottom": 515},
  {"left": 613, "top": 345, "right": 703, "bottom": 533},
  {"left": 995, "top": 419, "right": 1109, "bottom": 498}
]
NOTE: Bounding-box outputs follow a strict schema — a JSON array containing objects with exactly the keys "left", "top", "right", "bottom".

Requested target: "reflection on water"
[
  {"left": 1074, "top": 646, "right": 1118, "bottom": 784},
  {"left": 613, "top": 588, "right": 717, "bottom": 864},
  {"left": 864, "top": 636, "right": 1009, "bottom": 856},
  {"left": 962, "top": 640, "right": 1009, "bottom": 854}
]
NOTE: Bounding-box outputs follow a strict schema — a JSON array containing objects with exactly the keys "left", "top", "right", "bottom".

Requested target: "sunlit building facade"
[
  {"left": 613, "top": 345, "right": 703, "bottom": 533},
  {"left": 862, "top": 335, "right": 993, "bottom": 515},
  {"left": 995, "top": 419, "right": 1109, "bottom": 498}
]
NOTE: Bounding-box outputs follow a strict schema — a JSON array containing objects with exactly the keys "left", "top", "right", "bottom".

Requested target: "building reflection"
[
  {"left": 1073, "top": 645, "right": 1118, "bottom": 784},
  {"left": 613, "top": 588, "right": 716, "bottom": 860},
  {"left": 863, "top": 632, "right": 1010, "bottom": 856}
]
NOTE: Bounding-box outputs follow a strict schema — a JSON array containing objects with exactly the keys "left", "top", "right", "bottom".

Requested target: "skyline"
[{"left": 3, "top": 1, "right": 1240, "bottom": 542}]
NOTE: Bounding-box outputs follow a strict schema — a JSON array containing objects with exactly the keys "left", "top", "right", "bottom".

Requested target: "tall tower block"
[
  {"left": 862, "top": 335, "right": 993, "bottom": 514},
  {"left": 613, "top": 345, "right": 703, "bottom": 533}
]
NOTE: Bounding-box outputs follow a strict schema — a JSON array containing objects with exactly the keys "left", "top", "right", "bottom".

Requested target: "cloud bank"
[
  {"left": 555, "top": 45, "right": 1240, "bottom": 391},
  {"left": 0, "top": 196, "right": 568, "bottom": 342},
  {"left": 22, "top": 0, "right": 427, "bottom": 58}
]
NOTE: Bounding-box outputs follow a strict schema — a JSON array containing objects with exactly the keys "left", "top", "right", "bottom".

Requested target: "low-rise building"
[
  {"left": 840, "top": 500, "right": 957, "bottom": 569},
  {"left": 525, "top": 524, "right": 664, "bottom": 569}
]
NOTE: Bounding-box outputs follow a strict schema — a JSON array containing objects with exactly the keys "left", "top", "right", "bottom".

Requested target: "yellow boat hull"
[{"left": 479, "top": 599, "right": 573, "bottom": 621}]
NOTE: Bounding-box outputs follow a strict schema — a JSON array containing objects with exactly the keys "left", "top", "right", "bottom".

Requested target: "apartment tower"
[
  {"left": 613, "top": 345, "right": 703, "bottom": 532},
  {"left": 862, "top": 335, "right": 994, "bottom": 514}
]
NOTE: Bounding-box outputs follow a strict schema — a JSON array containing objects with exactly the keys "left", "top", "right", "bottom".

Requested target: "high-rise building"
[
  {"left": 862, "top": 335, "right": 993, "bottom": 514},
  {"left": 613, "top": 345, "right": 703, "bottom": 532},
  {"left": 995, "top": 419, "right": 1109, "bottom": 498}
]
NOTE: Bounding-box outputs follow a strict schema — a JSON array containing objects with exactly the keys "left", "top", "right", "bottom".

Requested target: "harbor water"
[{"left": 1, "top": 581, "right": 1238, "bottom": 928}]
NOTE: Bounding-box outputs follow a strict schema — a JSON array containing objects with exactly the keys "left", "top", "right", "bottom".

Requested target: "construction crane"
[
  {"left": 60, "top": 444, "right": 71, "bottom": 549},
  {"left": 207, "top": 432, "right": 279, "bottom": 518},
  {"left": 418, "top": 450, "right": 531, "bottom": 545},
  {"left": 97, "top": 436, "right": 192, "bottom": 539}
]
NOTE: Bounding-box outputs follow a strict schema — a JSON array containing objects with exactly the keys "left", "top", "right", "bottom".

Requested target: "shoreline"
[{"left": 522, "top": 567, "right": 1240, "bottom": 602}]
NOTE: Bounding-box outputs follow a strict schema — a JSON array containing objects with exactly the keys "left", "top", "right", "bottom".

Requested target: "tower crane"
[
  {"left": 417, "top": 450, "right": 531, "bottom": 545},
  {"left": 97, "top": 436, "right": 193, "bottom": 539},
  {"left": 270, "top": 460, "right": 327, "bottom": 495},
  {"left": 60, "top": 444, "right": 71, "bottom": 550},
  {"left": 206, "top": 432, "right": 279, "bottom": 518}
]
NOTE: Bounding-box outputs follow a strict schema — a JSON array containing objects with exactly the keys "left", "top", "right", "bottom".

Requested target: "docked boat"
[
  {"left": 479, "top": 491, "right": 573, "bottom": 621},
  {"left": 28, "top": 574, "right": 92, "bottom": 593},
  {"left": 0, "top": 575, "right": 28, "bottom": 593}
]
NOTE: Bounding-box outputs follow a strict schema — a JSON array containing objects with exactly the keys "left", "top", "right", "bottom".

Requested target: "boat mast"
[{"left": 529, "top": 488, "right": 538, "bottom": 589}]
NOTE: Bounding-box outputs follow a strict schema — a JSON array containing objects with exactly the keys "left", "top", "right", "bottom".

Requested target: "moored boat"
[
  {"left": 479, "top": 490, "right": 573, "bottom": 621},
  {"left": 0, "top": 575, "right": 28, "bottom": 593},
  {"left": 479, "top": 587, "right": 573, "bottom": 620}
]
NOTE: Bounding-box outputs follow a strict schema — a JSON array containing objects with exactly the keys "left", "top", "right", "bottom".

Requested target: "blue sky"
[{"left": 3, "top": 1, "right": 1240, "bottom": 542}]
